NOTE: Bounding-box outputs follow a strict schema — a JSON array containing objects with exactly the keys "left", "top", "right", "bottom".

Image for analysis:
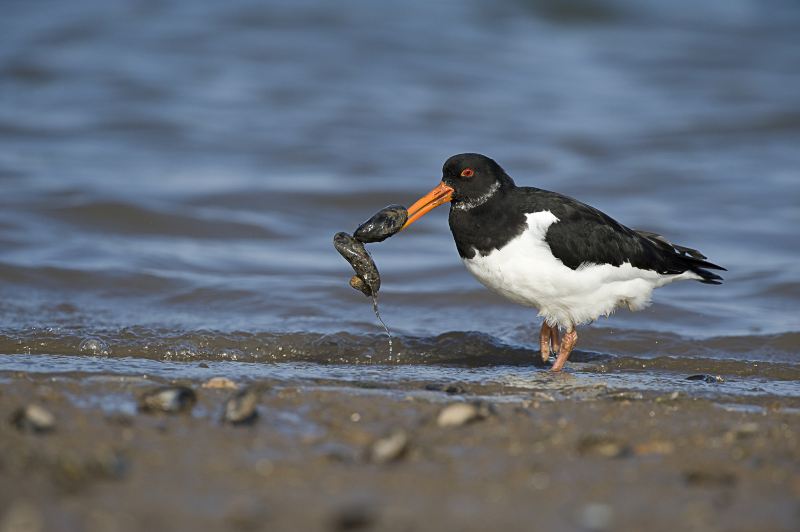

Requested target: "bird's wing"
[{"left": 516, "top": 188, "right": 725, "bottom": 283}]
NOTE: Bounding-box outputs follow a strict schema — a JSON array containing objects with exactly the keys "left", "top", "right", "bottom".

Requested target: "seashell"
[
  {"left": 138, "top": 386, "right": 196, "bottom": 414},
  {"left": 353, "top": 205, "right": 408, "bottom": 243}
]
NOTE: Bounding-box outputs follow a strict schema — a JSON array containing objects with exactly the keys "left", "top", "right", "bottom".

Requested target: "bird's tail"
[{"left": 635, "top": 230, "right": 726, "bottom": 285}]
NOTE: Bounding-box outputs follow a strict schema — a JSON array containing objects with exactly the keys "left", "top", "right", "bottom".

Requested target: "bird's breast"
[{"left": 461, "top": 211, "right": 563, "bottom": 307}]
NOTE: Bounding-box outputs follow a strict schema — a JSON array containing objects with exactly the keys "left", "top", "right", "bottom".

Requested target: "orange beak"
[{"left": 402, "top": 181, "right": 454, "bottom": 229}]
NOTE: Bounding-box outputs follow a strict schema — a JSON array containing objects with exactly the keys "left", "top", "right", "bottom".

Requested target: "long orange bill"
[{"left": 402, "top": 181, "right": 454, "bottom": 229}]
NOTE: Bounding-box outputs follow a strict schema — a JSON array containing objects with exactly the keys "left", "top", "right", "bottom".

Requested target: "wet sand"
[{"left": 2, "top": 369, "right": 799, "bottom": 531}]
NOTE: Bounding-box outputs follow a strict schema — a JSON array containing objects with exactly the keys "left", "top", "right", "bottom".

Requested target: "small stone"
[
  {"left": 723, "top": 422, "right": 760, "bottom": 445},
  {"left": 686, "top": 374, "right": 724, "bottom": 383},
  {"left": 683, "top": 469, "right": 737, "bottom": 487},
  {"left": 655, "top": 391, "right": 681, "bottom": 403},
  {"left": 104, "top": 413, "right": 134, "bottom": 427},
  {"left": 331, "top": 503, "right": 376, "bottom": 531},
  {"left": 223, "top": 387, "right": 259, "bottom": 425},
  {"left": 11, "top": 404, "right": 55, "bottom": 433},
  {"left": 530, "top": 391, "right": 556, "bottom": 402},
  {"left": 634, "top": 440, "right": 675, "bottom": 456},
  {"left": 137, "top": 386, "right": 196, "bottom": 414},
  {"left": 436, "top": 402, "right": 489, "bottom": 428},
  {"left": 577, "top": 434, "right": 630, "bottom": 458},
  {"left": 579, "top": 503, "right": 613, "bottom": 530},
  {"left": 731, "top": 422, "right": 759, "bottom": 439},
  {"left": 198, "top": 362, "right": 210, "bottom": 368},
  {"left": 604, "top": 391, "right": 643, "bottom": 401},
  {"left": 202, "top": 377, "right": 238, "bottom": 390},
  {"left": 368, "top": 430, "right": 409, "bottom": 463}
]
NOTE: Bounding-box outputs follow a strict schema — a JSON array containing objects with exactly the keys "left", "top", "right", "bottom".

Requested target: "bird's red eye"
[{"left": 461, "top": 168, "right": 474, "bottom": 177}]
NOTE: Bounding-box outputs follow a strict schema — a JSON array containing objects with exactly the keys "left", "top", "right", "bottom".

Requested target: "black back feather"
[{"left": 449, "top": 184, "right": 725, "bottom": 284}]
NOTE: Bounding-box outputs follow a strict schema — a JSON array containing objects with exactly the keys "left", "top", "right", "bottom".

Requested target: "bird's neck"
[{"left": 448, "top": 185, "right": 527, "bottom": 260}]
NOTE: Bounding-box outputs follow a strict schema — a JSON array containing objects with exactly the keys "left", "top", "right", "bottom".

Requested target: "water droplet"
[
  {"left": 79, "top": 338, "right": 109, "bottom": 355},
  {"left": 371, "top": 295, "right": 393, "bottom": 361}
]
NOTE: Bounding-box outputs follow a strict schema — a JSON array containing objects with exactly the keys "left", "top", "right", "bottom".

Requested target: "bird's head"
[{"left": 403, "top": 153, "right": 512, "bottom": 229}]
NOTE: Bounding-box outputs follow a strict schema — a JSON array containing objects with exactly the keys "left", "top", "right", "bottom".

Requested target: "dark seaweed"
[{"left": 354, "top": 205, "right": 408, "bottom": 243}]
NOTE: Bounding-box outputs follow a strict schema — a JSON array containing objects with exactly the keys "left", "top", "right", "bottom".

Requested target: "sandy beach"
[{"left": 2, "top": 368, "right": 799, "bottom": 531}]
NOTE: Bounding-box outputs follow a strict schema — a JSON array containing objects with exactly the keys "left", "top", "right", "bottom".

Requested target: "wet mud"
[{"left": 1, "top": 370, "right": 799, "bottom": 531}]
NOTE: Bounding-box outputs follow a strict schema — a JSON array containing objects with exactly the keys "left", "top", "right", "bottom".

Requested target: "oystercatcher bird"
[{"left": 403, "top": 153, "right": 724, "bottom": 371}]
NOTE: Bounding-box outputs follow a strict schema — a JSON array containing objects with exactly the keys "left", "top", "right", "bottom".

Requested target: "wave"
[{"left": 0, "top": 328, "right": 797, "bottom": 376}]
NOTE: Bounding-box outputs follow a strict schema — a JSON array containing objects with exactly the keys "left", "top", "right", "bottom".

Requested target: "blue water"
[{"left": 1, "top": 0, "right": 799, "bottom": 377}]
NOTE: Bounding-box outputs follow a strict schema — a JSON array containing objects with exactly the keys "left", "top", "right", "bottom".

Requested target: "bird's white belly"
[{"left": 462, "top": 211, "right": 697, "bottom": 328}]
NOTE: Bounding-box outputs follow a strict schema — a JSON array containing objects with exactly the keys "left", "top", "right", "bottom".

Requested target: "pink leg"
[
  {"left": 551, "top": 328, "right": 577, "bottom": 372},
  {"left": 551, "top": 326, "right": 561, "bottom": 354}
]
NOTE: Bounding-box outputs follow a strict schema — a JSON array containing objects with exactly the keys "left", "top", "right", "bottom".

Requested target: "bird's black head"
[
  {"left": 403, "top": 153, "right": 515, "bottom": 229},
  {"left": 441, "top": 153, "right": 514, "bottom": 206}
]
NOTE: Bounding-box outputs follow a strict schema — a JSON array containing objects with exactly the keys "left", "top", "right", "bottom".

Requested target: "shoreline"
[{"left": 2, "top": 368, "right": 799, "bottom": 531}]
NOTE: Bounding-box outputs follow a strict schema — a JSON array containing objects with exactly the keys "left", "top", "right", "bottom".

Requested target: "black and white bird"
[{"left": 402, "top": 153, "right": 724, "bottom": 371}]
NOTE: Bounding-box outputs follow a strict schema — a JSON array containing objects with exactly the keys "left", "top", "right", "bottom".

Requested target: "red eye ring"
[{"left": 461, "top": 168, "right": 474, "bottom": 177}]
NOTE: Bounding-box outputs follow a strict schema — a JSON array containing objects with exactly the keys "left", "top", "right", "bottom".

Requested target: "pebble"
[
  {"left": 530, "top": 391, "right": 556, "bottom": 402},
  {"left": 655, "top": 391, "right": 681, "bottom": 403},
  {"left": 731, "top": 422, "right": 759, "bottom": 438},
  {"left": 634, "top": 440, "right": 675, "bottom": 456},
  {"left": 436, "top": 402, "right": 489, "bottom": 428},
  {"left": 332, "top": 503, "right": 376, "bottom": 531},
  {"left": 368, "top": 430, "right": 409, "bottom": 463},
  {"left": 223, "top": 387, "right": 259, "bottom": 425},
  {"left": 10, "top": 404, "right": 55, "bottom": 433},
  {"left": 603, "top": 391, "right": 644, "bottom": 401},
  {"left": 137, "top": 386, "right": 197, "bottom": 414},
  {"left": 577, "top": 434, "right": 630, "bottom": 458},
  {"left": 683, "top": 469, "right": 738, "bottom": 487},
  {"left": 202, "top": 377, "right": 238, "bottom": 390},
  {"left": 579, "top": 503, "right": 613, "bottom": 531}
]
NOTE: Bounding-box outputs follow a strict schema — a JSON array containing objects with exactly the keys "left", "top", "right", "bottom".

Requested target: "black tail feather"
[{"left": 635, "top": 229, "right": 725, "bottom": 284}]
